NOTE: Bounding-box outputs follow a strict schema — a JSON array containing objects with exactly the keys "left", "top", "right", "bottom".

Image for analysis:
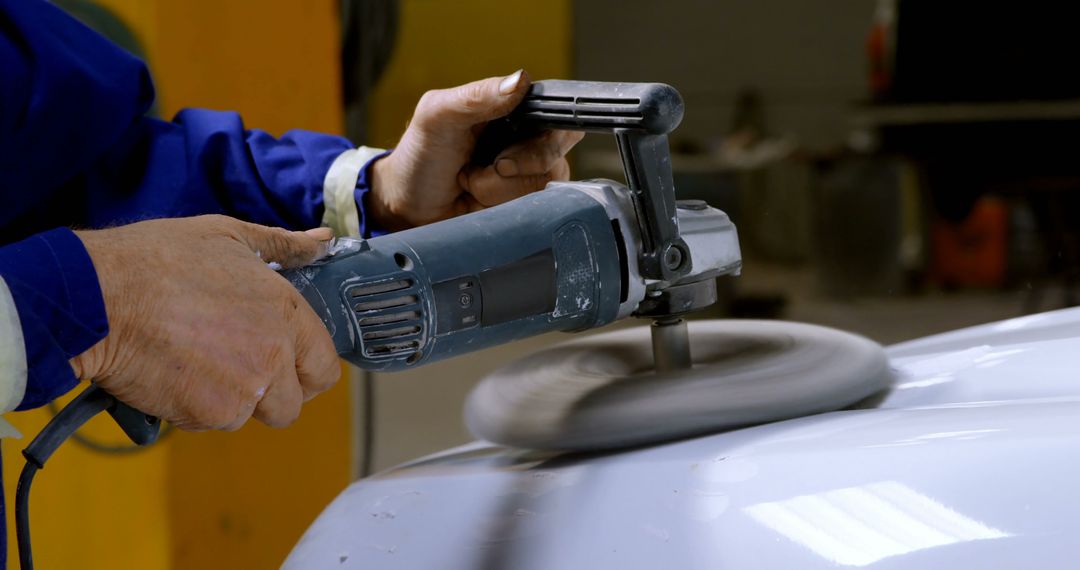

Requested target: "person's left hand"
[{"left": 367, "top": 70, "right": 584, "bottom": 231}]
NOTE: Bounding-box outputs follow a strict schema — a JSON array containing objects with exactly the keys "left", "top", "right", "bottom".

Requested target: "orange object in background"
[
  {"left": 931, "top": 197, "right": 1009, "bottom": 288},
  {"left": 865, "top": 0, "right": 895, "bottom": 99}
]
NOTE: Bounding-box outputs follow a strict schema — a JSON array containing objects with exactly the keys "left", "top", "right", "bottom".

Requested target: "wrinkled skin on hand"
[
  {"left": 70, "top": 215, "right": 340, "bottom": 431},
  {"left": 368, "top": 69, "right": 585, "bottom": 231}
]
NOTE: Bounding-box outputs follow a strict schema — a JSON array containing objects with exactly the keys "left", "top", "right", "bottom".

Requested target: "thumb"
[
  {"left": 413, "top": 69, "right": 530, "bottom": 129},
  {"left": 232, "top": 221, "right": 333, "bottom": 269}
]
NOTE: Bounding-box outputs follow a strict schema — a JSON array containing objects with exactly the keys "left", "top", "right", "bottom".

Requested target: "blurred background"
[{"left": 7, "top": 0, "right": 1080, "bottom": 567}]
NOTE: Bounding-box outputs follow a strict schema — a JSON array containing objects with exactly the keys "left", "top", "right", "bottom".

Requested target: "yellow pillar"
[
  {"left": 369, "top": 0, "right": 573, "bottom": 147},
  {"left": 2, "top": 401, "right": 172, "bottom": 568},
  {"left": 4, "top": 1, "right": 350, "bottom": 568}
]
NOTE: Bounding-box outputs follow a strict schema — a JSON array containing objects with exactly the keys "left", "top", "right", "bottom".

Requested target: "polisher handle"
[
  {"left": 510, "top": 80, "right": 684, "bottom": 135},
  {"left": 473, "top": 80, "right": 691, "bottom": 281}
]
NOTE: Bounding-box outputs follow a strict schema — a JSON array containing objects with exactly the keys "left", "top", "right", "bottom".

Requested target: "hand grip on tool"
[{"left": 473, "top": 80, "right": 690, "bottom": 282}]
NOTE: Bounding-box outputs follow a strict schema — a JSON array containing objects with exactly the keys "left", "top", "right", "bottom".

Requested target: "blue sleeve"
[
  {"left": 0, "top": 0, "right": 389, "bottom": 408},
  {"left": 0, "top": 0, "right": 384, "bottom": 236},
  {"left": 0, "top": 0, "right": 155, "bottom": 234},
  {"left": 84, "top": 110, "right": 359, "bottom": 231},
  {"left": 0, "top": 229, "right": 107, "bottom": 410}
]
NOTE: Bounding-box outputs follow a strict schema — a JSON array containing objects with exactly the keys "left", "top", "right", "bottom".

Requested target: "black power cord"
[
  {"left": 16, "top": 384, "right": 159, "bottom": 569},
  {"left": 44, "top": 399, "right": 173, "bottom": 454}
]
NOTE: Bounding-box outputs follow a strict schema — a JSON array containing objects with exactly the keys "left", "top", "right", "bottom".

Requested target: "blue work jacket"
[{"left": 0, "top": 1, "right": 385, "bottom": 564}]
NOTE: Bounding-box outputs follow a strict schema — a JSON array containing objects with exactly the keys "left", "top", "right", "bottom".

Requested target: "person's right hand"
[
  {"left": 367, "top": 70, "right": 584, "bottom": 231},
  {"left": 69, "top": 215, "right": 340, "bottom": 431}
]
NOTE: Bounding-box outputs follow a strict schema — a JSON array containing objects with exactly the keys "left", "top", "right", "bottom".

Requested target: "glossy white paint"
[
  {"left": 882, "top": 306, "right": 1080, "bottom": 408},
  {"left": 285, "top": 308, "right": 1080, "bottom": 569}
]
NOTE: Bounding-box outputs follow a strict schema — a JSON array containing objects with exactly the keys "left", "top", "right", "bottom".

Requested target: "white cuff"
[
  {"left": 321, "top": 146, "right": 387, "bottom": 237},
  {"left": 0, "top": 277, "right": 27, "bottom": 437}
]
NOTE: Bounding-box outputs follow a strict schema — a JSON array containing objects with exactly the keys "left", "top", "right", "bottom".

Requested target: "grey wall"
[{"left": 574, "top": 0, "right": 873, "bottom": 149}]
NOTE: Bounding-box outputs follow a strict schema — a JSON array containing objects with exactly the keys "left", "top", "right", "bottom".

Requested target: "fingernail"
[
  {"left": 495, "top": 157, "right": 519, "bottom": 176},
  {"left": 499, "top": 69, "right": 525, "bottom": 95},
  {"left": 304, "top": 227, "right": 334, "bottom": 241}
]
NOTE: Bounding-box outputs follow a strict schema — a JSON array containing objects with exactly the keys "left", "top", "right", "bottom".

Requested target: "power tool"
[
  {"left": 16, "top": 79, "right": 739, "bottom": 568},
  {"left": 282, "top": 80, "right": 742, "bottom": 374},
  {"left": 19, "top": 80, "right": 891, "bottom": 568},
  {"left": 279, "top": 80, "right": 888, "bottom": 453}
]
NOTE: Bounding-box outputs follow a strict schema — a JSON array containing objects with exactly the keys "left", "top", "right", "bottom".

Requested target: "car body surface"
[{"left": 285, "top": 308, "right": 1080, "bottom": 569}]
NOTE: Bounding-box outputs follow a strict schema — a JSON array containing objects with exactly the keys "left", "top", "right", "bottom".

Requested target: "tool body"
[
  {"left": 283, "top": 80, "right": 742, "bottom": 372},
  {"left": 21, "top": 80, "right": 739, "bottom": 569}
]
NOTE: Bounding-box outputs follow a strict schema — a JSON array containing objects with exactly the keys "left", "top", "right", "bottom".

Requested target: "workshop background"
[{"left": 6, "top": 0, "right": 1077, "bottom": 567}]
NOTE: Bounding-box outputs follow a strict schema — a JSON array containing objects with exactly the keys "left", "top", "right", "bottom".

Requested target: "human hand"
[
  {"left": 368, "top": 70, "right": 585, "bottom": 231},
  {"left": 70, "top": 215, "right": 339, "bottom": 431}
]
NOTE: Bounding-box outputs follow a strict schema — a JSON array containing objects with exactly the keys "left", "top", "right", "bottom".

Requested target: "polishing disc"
[{"left": 464, "top": 320, "right": 892, "bottom": 451}]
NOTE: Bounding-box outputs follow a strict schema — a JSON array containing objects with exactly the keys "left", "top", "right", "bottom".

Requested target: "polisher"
[
  {"left": 18, "top": 79, "right": 889, "bottom": 568},
  {"left": 283, "top": 80, "right": 891, "bottom": 450}
]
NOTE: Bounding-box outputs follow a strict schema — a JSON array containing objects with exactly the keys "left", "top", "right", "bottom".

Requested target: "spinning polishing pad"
[{"left": 465, "top": 320, "right": 892, "bottom": 451}]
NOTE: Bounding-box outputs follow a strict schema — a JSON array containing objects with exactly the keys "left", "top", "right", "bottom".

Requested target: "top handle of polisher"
[{"left": 473, "top": 80, "right": 690, "bottom": 282}]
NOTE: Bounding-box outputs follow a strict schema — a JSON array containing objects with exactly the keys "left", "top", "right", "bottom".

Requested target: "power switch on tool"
[{"left": 434, "top": 276, "right": 482, "bottom": 334}]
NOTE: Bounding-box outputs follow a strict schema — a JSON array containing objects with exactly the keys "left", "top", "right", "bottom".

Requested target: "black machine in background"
[
  {"left": 880, "top": 2, "right": 1080, "bottom": 104},
  {"left": 858, "top": 0, "right": 1080, "bottom": 306},
  {"left": 340, "top": 0, "right": 398, "bottom": 144}
]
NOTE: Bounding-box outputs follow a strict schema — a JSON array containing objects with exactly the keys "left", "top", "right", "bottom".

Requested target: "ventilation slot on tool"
[
  {"left": 354, "top": 295, "right": 418, "bottom": 312},
  {"left": 357, "top": 310, "right": 420, "bottom": 326},
  {"left": 347, "top": 276, "right": 425, "bottom": 359},
  {"left": 365, "top": 340, "right": 421, "bottom": 356},
  {"left": 349, "top": 279, "right": 412, "bottom": 297},
  {"left": 362, "top": 324, "right": 421, "bottom": 341}
]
